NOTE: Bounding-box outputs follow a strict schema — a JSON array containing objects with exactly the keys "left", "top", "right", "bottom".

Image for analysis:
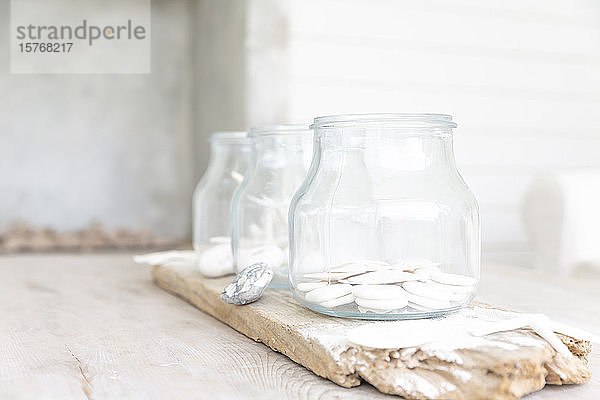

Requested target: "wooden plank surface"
[
  {"left": 0, "top": 253, "right": 598, "bottom": 399},
  {"left": 152, "top": 262, "right": 591, "bottom": 399}
]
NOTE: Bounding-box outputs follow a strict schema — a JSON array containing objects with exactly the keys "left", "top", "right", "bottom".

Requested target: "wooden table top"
[{"left": 1, "top": 253, "right": 598, "bottom": 399}]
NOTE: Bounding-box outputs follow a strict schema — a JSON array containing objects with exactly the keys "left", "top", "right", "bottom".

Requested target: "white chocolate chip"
[
  {"left": 355, "top": 297, "right": 408, "bottom": 310},
  {"left": 305, "top": 284, "right": 352, "bottom": 303},
  {"left": 297, "top": 281, "right": 328, "bottom": 292},
  {"left": 352, "top": 284, "right": 406, "bottom": 300},
  {"left": 402, "top": 281, "right": 454, "bottom": 302},
  {"left": 320, "top": 293, "right": 355, "bottom": 308},
  {"left": 405, "top": 292, "right": 451, "bottom": 309}
]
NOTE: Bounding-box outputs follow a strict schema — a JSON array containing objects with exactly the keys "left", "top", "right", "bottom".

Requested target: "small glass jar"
[
  {"left": 231, "top": 125, "right": 313, "bottom": 288},
  {"left": 289, "top": 114, "right": 480, "bottom": 319},
  {"left": 193, "top": 131, "right": 251, "bottom": 277}
]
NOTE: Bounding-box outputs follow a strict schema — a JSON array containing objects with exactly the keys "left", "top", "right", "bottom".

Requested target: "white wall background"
[{"left": 268, "top": 0, "right": 600, "bottom": 266}]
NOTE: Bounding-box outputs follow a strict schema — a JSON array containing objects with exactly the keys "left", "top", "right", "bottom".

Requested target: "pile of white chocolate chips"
[{"left": 296, "top": 258, "right": 476, "bottom": 313}]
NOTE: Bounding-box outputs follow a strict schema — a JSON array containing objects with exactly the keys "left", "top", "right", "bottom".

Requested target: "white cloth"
[
  {"left": 346, "top": 306, "right": 600, "bottom": 353},
  {"left": 134, "top": 249, "right": 234, "bottom": 278},
  {"left": 134, "top": 250, "right": 197, "bottom": 266}
]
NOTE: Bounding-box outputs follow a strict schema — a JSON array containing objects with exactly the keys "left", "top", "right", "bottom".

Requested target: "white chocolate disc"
[
  {"left": 405, "top": 292, "right": 451, "bottom": 309},
  {"left": 424, "top": 280, "right": 475, "bottom": 294},
  {"left": 431, "top": 272, "right": 477, "bottom": 286},
  {"left": 411, "top": 265, "right": 442, "bottom": 279},
  {"left": 297, "top": 281, "right": 328, "bottom": 292},
  {"left": 352, "top": 284, "right": 406, "bottom": 300},
  {"left": 319, "top": 293, "right": 355, "bottom": 308},
  {"left": 402, "top": 281, "right": 453, "bottom": 302},
  {"left": 355, "top": 297, "right": 408, "bottom": 310},
  {"left": 304, "top": 284, "right": 352, "bottom": 303},
  {"left": 347, "top": 270, "right": 419, "bottom": 285}
]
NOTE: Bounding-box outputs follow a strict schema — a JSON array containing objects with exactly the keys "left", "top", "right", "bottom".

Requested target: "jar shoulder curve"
[{"left": 452, "top": 170, "right": 480, "bottom": 211}]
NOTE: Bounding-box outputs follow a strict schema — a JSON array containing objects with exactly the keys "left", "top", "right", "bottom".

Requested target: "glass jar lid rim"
[
  {"left": 311, "top": 113, "right": 457, "bottom": 129},
  {"left": 249, "top": 124, "right": 311, "bottom": 137},
  {"left": 209, "top": 131, "right": 248, "bottom": 142}
]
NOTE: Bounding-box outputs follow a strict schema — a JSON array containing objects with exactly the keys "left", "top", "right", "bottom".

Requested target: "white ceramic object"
[
  {"left": 304, "top": 284, "right": 353, "bottom": 303},
  {"left": 352, "top": 284, "right": 406, "bottom": 300},
  {"left": 347, "top": 270, "right": 419, "bottom": 285},
  {"left": 431, "top": 272, "right": 477, "bottom": 286}
]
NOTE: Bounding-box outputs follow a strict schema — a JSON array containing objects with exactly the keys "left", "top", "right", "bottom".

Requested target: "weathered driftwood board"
[{"left": 152, "top": 262, "right": 591, "bottom": 400}]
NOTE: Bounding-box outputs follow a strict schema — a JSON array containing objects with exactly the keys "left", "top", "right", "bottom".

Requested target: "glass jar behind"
[
  {"left": 289, "top": 114, "right": 480, "bottom": 319},
  {"left": 193, "top": 131, "right": 251, "bottom": 277},
  {"left": 231, "top": 125, "right": 313, "bottom": 288}
]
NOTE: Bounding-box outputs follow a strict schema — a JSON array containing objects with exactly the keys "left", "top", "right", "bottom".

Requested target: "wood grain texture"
[
  {"left": 0, "top": 253, "right": 598, "bottom": 399},
  {"left": 152, "top": 262, "right": 592, "bottom": 400},
  {"left": 0, "top": 254, "right": 396, "bottom": 400}
]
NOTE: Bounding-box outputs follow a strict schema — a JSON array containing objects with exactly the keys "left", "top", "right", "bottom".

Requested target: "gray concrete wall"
[
  {"left": 1, "top": 1, "right": 198, "bottom": 239},
  {"left": 0, "top": 0, "right": 291, "bottom": 241}
]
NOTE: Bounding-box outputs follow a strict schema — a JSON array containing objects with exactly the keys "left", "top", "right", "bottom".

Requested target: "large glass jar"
[
  {"left": 289, "top": 114, "right": 480, "bottom": 319},
  {"left": 231, "top": 125, "right": 313, "bottom": 288},
  {"left": 193, "top": 131, "right": 251, "bottom": 277}
]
